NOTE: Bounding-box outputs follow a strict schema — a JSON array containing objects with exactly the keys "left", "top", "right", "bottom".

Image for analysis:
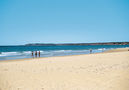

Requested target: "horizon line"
[{"left": 0, "top": 41, "right": 129, "bottom": 46}]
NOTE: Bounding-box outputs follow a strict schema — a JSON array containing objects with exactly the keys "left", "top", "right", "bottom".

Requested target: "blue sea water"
[{"left": 0, "top": 45, "right": 129, "bottom": 60}]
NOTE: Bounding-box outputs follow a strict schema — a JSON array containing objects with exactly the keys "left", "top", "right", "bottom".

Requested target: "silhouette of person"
[
  {"left": 32, "top": 51, "right": 34, "bottom": 57},
  {"left": 90, "top": 49, "right": 92, "bottom": 54},
  {"left": 39, "top": 51, "right": 40, "bottom": 57},
  {"left": 35, "top": 51, "right": 37, "bottom": 57}
]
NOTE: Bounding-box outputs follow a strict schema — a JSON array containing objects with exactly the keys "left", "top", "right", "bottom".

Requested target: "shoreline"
[
  {"left": 0, "top": 48, "right": 129, "bottom": 90},
  {"left": 0, "top": 47, "right": 128, "bottom": 62}
]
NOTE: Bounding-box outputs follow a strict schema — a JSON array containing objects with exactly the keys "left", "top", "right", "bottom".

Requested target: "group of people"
[
  {"left": 31, "top": 50, "right": 92, "bottom": 58},
  {"left": 31, "top": 51, "right": 40, "bottom": 57}
]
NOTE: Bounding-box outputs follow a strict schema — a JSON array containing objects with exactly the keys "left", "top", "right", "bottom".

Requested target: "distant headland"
[{"left": 25, "top": 42, "right": 129, "bottom": 46}]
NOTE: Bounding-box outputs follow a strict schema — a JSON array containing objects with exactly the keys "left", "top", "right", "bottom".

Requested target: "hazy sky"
[{"left": 0, "top": 0, "right": 129, "bottom": 45}]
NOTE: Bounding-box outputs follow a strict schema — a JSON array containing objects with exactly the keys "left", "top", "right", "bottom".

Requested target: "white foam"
[
  {"left": 52, "top": 50, "right": 72, "bottom": 53},
  {"left": 0, "top": 49, "right": 105, "bottom": 57},
  {"left": 0, "top": 51, "right": 34, "bottom": 57},
  {"left": 97, "top": 48, "right": 106, "bottom": 50},
  {"left": 0, "top": 52, "right": 21, "bottom": 57}
]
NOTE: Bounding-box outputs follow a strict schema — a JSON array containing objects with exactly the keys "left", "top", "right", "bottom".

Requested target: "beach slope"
[{"left": 0, "top": 48, "right": 129, "bottom": 90}]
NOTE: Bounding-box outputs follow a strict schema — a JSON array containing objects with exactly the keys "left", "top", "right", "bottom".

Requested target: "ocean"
[{"left": 0, "top": 45, "right": 129, "bottom": 60}]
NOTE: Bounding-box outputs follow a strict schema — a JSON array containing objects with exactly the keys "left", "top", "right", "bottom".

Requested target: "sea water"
[{"left": 0, "top": 45, "right": 129, "bottom": 60}]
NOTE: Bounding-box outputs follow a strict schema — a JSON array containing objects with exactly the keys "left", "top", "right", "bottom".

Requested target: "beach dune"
[{"left": 0, "top": 48, "right": 129, "bottom": 90}]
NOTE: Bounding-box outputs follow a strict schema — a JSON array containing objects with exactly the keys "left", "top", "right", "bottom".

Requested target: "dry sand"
[{"left": 0, "top": 48, "right": 129, "bottom": 90}]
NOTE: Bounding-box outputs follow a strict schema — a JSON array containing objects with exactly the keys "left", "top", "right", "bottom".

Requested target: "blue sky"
[{"left": 0, "top": 0, "right": 129, "bottom": 45}]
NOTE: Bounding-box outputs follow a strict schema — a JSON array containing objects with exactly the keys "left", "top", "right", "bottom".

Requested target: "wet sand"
[{"left": 0, "top": 48, "right": 129, "bottom": 90}]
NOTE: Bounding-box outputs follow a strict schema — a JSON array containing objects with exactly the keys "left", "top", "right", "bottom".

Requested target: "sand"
[{"left": 0, "top": 48, "right": 129, "bottom": 90}]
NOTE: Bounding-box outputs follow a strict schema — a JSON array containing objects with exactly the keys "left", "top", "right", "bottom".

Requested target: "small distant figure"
[
  {"left": 38, "top": 51, "right": 40, "bottom": 57},
  {"left": 35, "top": 51, "right": 37, "bottom": 57},
  {"left": 128, "top": 49, "right": 129, "bottom": 51},
  {"left": 90, "top": 49, "right": 92, "bottom": 54},
  {"left": 31, "top": 51, "right": 34, "bottom": 57}
]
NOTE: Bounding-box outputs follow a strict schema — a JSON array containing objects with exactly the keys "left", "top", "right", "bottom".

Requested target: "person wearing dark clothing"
[
  {"left": 32, "top": 51, "right": 34, "bottom": 57},
  {"left": 35, "top": 51, "right": 37, "bottom": 57},
  {"left": 90, "top": 49, "right": 92, "bottom": 54},
  {"left": 39, "top": 51, "right": 40, "bottom": 57}
]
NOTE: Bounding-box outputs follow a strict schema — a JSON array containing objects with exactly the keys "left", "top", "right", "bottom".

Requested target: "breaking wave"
[{"left": 0, "top": 48, "right": 106, "bottom": 58}]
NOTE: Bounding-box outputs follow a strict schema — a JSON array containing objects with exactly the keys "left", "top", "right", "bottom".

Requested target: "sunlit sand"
[{"left": 0, "top": 48, "right": 129, "bottom": 90}]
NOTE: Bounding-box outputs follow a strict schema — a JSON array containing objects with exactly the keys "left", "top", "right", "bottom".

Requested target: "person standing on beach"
[
  {"left": 31, "top": 51, "right": 34, "bottom": 57},
  {"left": 35, "top": 51, "right": 37, "bottom": 57},
  {"left": 90, "top": 49, "right": 92, "bottom": 54},
  {"left": 39, "top": 51, "right": 40, "bottom": 57}
]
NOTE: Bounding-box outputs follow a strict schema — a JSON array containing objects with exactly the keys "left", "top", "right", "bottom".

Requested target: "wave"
[
  {"left": 52, "top": 50, "right": 72, "bottom": 52},
  {"left": 0, "top": 49, "right": 106, "bottom": 57},
  {"left": 97, "top": 48, "right": 106, "bottom": 50},
  {"left": 0, "top": 52, "right": 21, "bottom": 57}
]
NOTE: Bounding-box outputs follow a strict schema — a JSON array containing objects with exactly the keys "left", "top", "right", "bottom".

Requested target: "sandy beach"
[{"left": 0, "top": 48, "right": 129, "bottom": 90}]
